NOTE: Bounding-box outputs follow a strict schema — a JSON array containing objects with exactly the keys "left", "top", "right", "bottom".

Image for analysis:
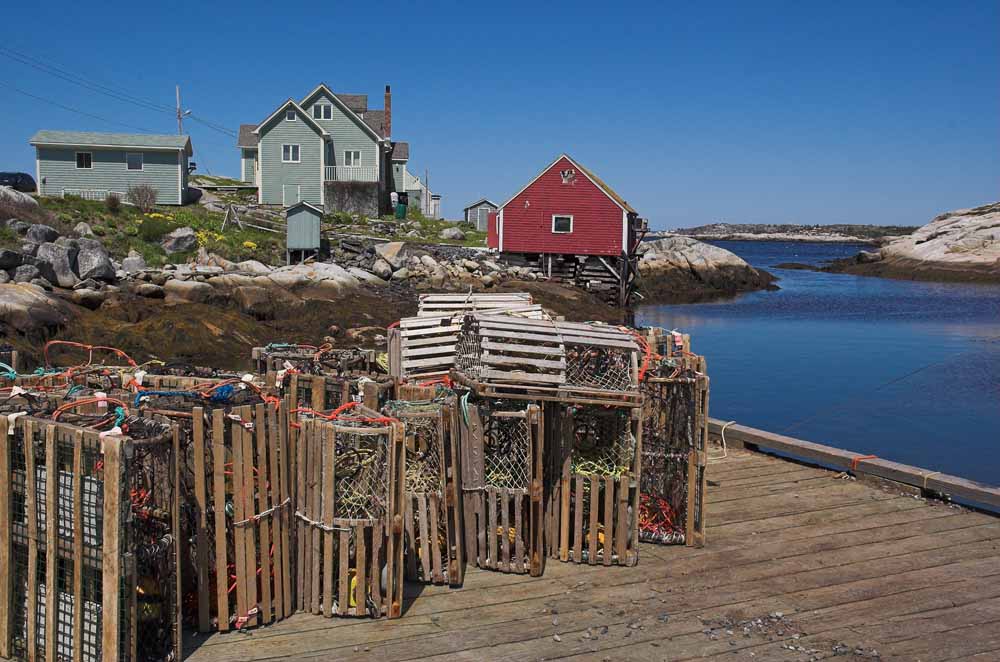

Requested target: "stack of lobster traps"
[
  {"left": 252, "top": 343, "right": 381, "bottom": 379},
  {"left": 0, "top": 409, "right": 182, "bottom": 662}
]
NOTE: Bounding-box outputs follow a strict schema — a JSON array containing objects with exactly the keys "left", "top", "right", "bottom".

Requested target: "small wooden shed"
[
  {"left": 464, "top": 198, "right": 498, "bottom": 231},
  {"left": 285, "top": 200, "right": 323, "bottom": 263}
]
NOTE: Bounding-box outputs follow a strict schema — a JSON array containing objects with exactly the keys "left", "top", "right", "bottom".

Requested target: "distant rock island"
[
  {"left": 824, "top": 202, "right": 1000, "bottom": 283},
  {"left": 664, "top": 223, "right": 917, "bottom": 244}
]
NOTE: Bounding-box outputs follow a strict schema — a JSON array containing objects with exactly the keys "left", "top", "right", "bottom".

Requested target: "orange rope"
[
  {"left": 850, "top": 454, "right": 877, "bottom": 472},
  {"left": 51, "top": 396, "right": 129, "bottom": 421},
  {"left": 44, "top": 340, "right": 137, "bottom": 368}
]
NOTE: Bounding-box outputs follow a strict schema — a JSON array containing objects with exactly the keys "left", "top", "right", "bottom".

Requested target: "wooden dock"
[{"left": 183, "top": 447, "right": 1000, "bottom": 661}]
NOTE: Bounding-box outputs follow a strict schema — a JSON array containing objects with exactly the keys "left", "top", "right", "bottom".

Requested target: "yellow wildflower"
[{"left": 243, "top": 241, "right": 257, "bottom": 250}]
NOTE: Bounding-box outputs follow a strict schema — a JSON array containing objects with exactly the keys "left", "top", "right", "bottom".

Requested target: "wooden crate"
[
  {"left": 386, "top": 397, "right": 465, "bottom": 586},
  {"left": 394, "top": 315, "right": 462, "bottom": 381},
  {"left": 452, "top": 314, "right": 642, "bottom": 407},
  {"left": 416, "top": 293, "right": 543, "bottom": 318},
  {"left": 458, "top": 399, "right": 545, "bottom": 576},
  {"left": 0, "top": 415, "right": 179, "bottom": 662},
  {"left": 293, "top": 417, "right": 405, "bottom": 619},
  {"left": 545, "top": 404, "right": 643, "bottom": 566}
]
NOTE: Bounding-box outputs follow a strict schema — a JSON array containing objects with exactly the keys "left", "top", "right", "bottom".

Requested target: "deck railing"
[{"left": 324, "top": 166, "right": 378, "bottom": 182}]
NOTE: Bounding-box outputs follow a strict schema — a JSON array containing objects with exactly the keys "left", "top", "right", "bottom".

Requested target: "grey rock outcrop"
[
  {"left": 161, "top": 227, "right": 198, "bottom": 254},
  {"left": 122, "top": 251, "right": 148, "bottom": 274},
  {"left": 13, "top": 264, "right": 41, "bottom": 283},
  {"left": 26, "top": 224, "right": 59, "bottom": 244},
  {"left": 164, "top": 278, "right": 214, "bottom": 303},
  {"left": 440, "top": 226, "right": 466, "bottom": 240},
  {"left": 0, "top": 186, "right": 38, "bottom": 208},
  {"left": 0, "top": 283, "right": 73, "bottom": 332},
  {"left": 76, "top": 239, "right": 115, "bottom": 281},
  {"left": 638, "top": 236, "right": 775, "bottom": 301},
  {"left": 35, "top": 242, "right": 79, "bottom": 288},
  {"left": 74, "top": 222, "right": 94, "bottom": 236},
  {"left": 0, "top": 249, "right": 23, "bottom": 270}
]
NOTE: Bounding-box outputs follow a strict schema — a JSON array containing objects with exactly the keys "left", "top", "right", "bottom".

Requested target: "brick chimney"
[{"left": 384, "top": 84, "right": 391, "bottom": 139}]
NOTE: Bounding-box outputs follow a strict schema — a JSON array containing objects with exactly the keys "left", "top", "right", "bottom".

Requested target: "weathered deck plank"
[{"left": 183, "top": 449, "right": 1000, "bottom": 661}]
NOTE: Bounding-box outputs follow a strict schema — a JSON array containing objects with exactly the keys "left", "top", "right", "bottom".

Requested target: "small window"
[
  {"left": 552, "top": 215, "right": 573, "bottom": 233},
  {"left": 312, "top": 104, "right": 332, "bottom": 120},
  {"left": 282, "top": 144, "right": 300, "bottom": 163},
  {"left": 126, "top": 152, "right": 143, "bottom": 171},
  {"left": 344, "top": 150, "right": 361, "bottom": 166},
  {"left": 75, "top": 152, "right": 92, "bottom": 169},
  {"left": 285, "top": 109, "right": 296, "bottom": 121}
]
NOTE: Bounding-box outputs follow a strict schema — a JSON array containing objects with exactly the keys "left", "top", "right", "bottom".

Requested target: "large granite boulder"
[
  {"left": 35, "top": 242, "right": 79, "bottom": 288},
  {"left": 164, "top": 278, "right": 215, "bottom": 303},
  {"left": 440, "top": 226, "right": 466, "bottom": 240},
  {"left": 0, "top": 249, "right": 24, "bottom": 270},
  {"left": 76, "top": 239, "right": 115, "bottom": 281},
  {"left": 25, "top": 223, "right": 59, "bottom": 244},
  {"left": 0, "top": 283, "right": 73, "bottom": 333},
  {"left": 13, "top": 264, "right": 41, "bottom": 283},
  {"left": 638, "top": 236, "right": 775, "bottom": 301},
  {"left": 161, "top": 227, "right": 198, "bottom": 254},
  {"left": 0, "top": 186, "right": 38, "bottom": 208},
  {"left": 122, "top": 251, "right": 148, "bottom": 274}
]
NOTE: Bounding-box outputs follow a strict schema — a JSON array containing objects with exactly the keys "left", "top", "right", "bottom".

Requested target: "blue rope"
[
  {"left": 0, "top": 362, "right": 16, "bottom": 380},
  {"left": 113, "top": 407, "right": 126, "bottom": 427},
  {"left": 209, "top": 384, "right": 235, "bottom": 403}
]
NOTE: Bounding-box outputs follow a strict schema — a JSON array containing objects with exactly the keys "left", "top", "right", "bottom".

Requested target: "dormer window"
[
  {"left": 312, "top": 104, "right": 333, "bottom": 120},
  {"left": 285, "top": 109, "right": 296, "bottom": 121}
]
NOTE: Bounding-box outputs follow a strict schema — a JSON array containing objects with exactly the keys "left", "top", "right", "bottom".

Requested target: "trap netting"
[
  {"left": 481, "top": 404, "right": 532, "bottom": 491},
  {"left": 385, "top": 402, "right": 446, "bottom": 495},
  {"left": 563, "top": 344, "right": 635, "bottom": 392},
  {"left": 639, "top": 372, "right": 700, "bottom": 544},
  {"left": 454, "top": 317, "right": 486, "bottom": 379},
  {"left": 570, "top": 406, "right": 637, "bottom": 479},
  {"left": 331, "top": 422, "right": 392, "bottom": 521}
]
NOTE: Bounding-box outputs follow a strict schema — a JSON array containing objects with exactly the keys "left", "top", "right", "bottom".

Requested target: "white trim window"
[
  {"left": 343, "top": 150, "right": 361, "bottom": 166},
  {"left": 312, "top": 104, "right": 333, "bottom": 120},
  {"left": 285, "top": 109, "right": 297, "bottom": 121},
  {"left": 552, "top": 214, "right": 573, "bottom": 233},
  {"left": 282, "top": 144, "right": 301, "bottom": 163},
  {"left": 126, "top": 152, "right": 143, "bottom": 171},
  {"left": 75, "top": 152, "right": 93, "bottom": 169}
]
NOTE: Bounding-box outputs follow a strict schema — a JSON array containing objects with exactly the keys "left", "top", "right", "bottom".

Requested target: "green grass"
[
  {"left": 0, "top": 196, "right": 284, "bottom": 266},
  {"left": 325, "top": 207, "right": 487, "bottom": 247},
  {"left": 191, "top": 174, "right": 246, "bottom": 187}
]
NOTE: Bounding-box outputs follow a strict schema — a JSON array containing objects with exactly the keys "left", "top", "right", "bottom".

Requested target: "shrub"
[
  {"left": 127, "top": 184, "right": 158, "bottom": 213},
  {"left": 137, "top": 215, "right": 173, "bottom": 242},
  {"left": 105, "top": 192, "right": 122, "bottom": 213}
]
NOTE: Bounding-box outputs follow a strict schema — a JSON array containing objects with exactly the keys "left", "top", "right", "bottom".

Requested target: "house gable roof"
[
  {"left": 390, "top": 141, "right": 409, "bottom": 161},
  {"left": 237, "top": 124, "right": 258, "bottom": 148},
  {"left": 30, "top": 130, "right": 193, "bottom": 155},
  {"left": 285, "top": 200, "right": 324, "bottom": 215},
  {"left": 464, "top": 198, "right": 498, "bottom": 211},
  {"left": 253, "top": 99, "right": 327, "bottom": 138},
  {"left": 498, "top": 154, "right": 637, "bottom": 215},
  {"left": 299, "top": 83, "right": 383, "bottom": 141},
  {"left": 334, "top": 94, "right": 368, "bottom": 113}
]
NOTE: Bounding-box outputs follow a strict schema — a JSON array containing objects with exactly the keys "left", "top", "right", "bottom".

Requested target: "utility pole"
[
  {"left": 425, "top": 168, "right": 429, "bottom": 216},
  {"left": 176, "top": 85, "right": 183, "bottom": 134}
]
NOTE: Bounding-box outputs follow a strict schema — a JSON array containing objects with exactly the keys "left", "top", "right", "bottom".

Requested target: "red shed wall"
[
  {"left": 500, "top": 156, "right": 624, "bottom": 256},
  {"left": 487, "top": 211, "right": 498, "bottom": 249}
]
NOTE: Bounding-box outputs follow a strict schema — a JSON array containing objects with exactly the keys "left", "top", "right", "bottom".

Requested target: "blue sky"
[{"left": 2, "top": 0, "right": 997, "bottom": 228}]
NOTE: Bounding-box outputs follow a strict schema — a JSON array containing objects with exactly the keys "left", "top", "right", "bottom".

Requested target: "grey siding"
[
  {"left": 286, "top": 205, "right": 321, "bottom": 249},
  {"left": 36, "top": 146, "right": 183, "bottom": 204},
  {"left": 392, "top": 162, "right": 407, "bottom": 193},
  {"left": 241, "top": 149, "right": 257, "bottom": 183},
  {"left": 258, "top": 112, "right": 323, "bottom": 205},
  {"left": 304, "top": 91, "right": 378, "bottom": 169}
]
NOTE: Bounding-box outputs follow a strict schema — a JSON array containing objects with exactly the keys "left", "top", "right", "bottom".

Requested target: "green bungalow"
[{"left": 29, "top": 130, "right": 194, "bottom": 205}]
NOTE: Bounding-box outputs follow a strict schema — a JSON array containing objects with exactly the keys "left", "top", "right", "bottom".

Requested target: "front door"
[{"left": 282, "top": 184, "right": 300, "bottom": 206}]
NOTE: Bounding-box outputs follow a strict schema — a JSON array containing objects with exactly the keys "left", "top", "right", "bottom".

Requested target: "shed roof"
[
  {"left": 464, "top": 198, "right": 498, "bottom": 211},
  {"left": 390, "top": 141, "right": 409, "bottom": 161},
  {"left": 285, "top": 200, "right": 324, "bottom": 215},
  {"left": 30, "top": 130, "right": 193, "bottom": 154},
  {"left": 237, "top": 124, "right": 258, "bottom": 148},
  {"left": 499, "top": 154, "right": 637, "bottom": 215}
]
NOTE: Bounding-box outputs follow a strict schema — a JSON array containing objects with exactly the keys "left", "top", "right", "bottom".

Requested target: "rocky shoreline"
[{"left": 662, "top": 222, "right": 917, "bottom": 245}]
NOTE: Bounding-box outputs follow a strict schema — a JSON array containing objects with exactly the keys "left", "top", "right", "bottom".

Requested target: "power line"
[
  {"left": 0, "top": 80, "right": 157, "bottom": 133},
  {"left": 0, "top": 47, "right": 175, "bottom": 115},
  {"left": 188, "top": 114, "right": 237, "bottom": 138}
]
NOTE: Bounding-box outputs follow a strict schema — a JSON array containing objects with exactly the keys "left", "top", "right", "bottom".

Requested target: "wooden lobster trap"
[
  {"left": 272, "top": 372, "right": 393, "bottom": 414},
  {"left": 390, "top": 315, "right": 461, "bottom": 382},
  {"left": 416, "top": 293, "right": 545, "bottom": 319},
  {"left": 0, "top": 414, "right": 181, "bottom": 662},
  {"left": 252, "top": 345, "right": 380, "bottom": 377},
  {"left": 452, "top": 314, "right": 642, "bottom": 407},
  {"left": 457, "top": 397, "right": 545, "bottom": 576},
  {"left": 545, "top": 404, "right": 643, "bottom": 567},
  {"left": 384, "top": 395, "right": 464, "bottom": 586},
  {"left": 293, "top": 415, "right": 405, "bottom": 619},
  {"left": 639, "top": 364, "right": 710, "bottom": 547}
]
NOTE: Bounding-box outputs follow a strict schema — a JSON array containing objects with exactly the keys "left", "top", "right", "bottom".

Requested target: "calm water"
[{"left": 637, "top": 241, "right": 1000, "bottom": 485}]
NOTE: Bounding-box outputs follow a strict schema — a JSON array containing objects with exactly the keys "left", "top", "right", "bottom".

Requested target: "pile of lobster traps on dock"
[{"left": 0, "top": 293, "right": 709, "bottom": 660}]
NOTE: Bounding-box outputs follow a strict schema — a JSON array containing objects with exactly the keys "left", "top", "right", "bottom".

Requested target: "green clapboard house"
[
  {"left": 30, "top": 130, "right": 193, "bottom": 205},
  {"left": 237, "top": 83, "right": 411, "bottom": 216}
]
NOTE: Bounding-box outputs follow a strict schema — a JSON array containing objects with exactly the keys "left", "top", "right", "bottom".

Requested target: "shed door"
[{"left": 282, "top": 184, "right": 301, "bottom": 206}]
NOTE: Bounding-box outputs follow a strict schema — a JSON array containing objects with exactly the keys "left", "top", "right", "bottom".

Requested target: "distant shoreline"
[
  {"left": 650, "top": 224, "right": 917, "bottom": 245},
  {"left": 668, "top": 233, "right": 879, "bottom": 245}
]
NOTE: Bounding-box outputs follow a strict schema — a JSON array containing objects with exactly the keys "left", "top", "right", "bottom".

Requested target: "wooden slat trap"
[
  {"left": 293, "top": 417, "right": 405, "bottom": 619},
  {"left": 639, "top": 369, "right": 710, "bottom": 547},
  {"left": 458, "top": 399, "right": 545, "bottom": 576},
  {"left": 385, "top": 397, "right": 464, "bottom": 586},
  {"left": 252, "top": 346, "right": 380, "bottom": 377},
  {"left": 393, "top": 315, "right": 462, "bottom": 381},
  {"left": 452, "top": 314, "right": 642, "bottom": 407},
  {"left": 416, "top": 293, "right": 545, "bottom": 319},
  {"left": 0, "top": 415, "right": 179, "bottom": 662},
  {"left": 187, "top": 402, "right": 295, "bottom": 633},
  {"left": 546, "top": 404, "right": 643, "bottom": 566}
]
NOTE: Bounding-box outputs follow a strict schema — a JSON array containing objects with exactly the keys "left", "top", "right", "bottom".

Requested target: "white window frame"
[
  {"left": 343, "top": 150, "right": 361, "bottom": 167},
  {"left": 551, "top": 214, "right": 573, "bottom": 234},
  {"left": 75, "top": 152, "right": 93, "bottom": 169},
  {"left": 282, "top": 144, "right": 301, "bottom": 163},
  {"left": 285, "top": 109, "right": 297, "bottom": 121},
  {"left": 312, "top": 104, "right": 332, "bottom": 120},
  {"left": 125, "top": 152, "right": 144, "bottom": 171}
]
